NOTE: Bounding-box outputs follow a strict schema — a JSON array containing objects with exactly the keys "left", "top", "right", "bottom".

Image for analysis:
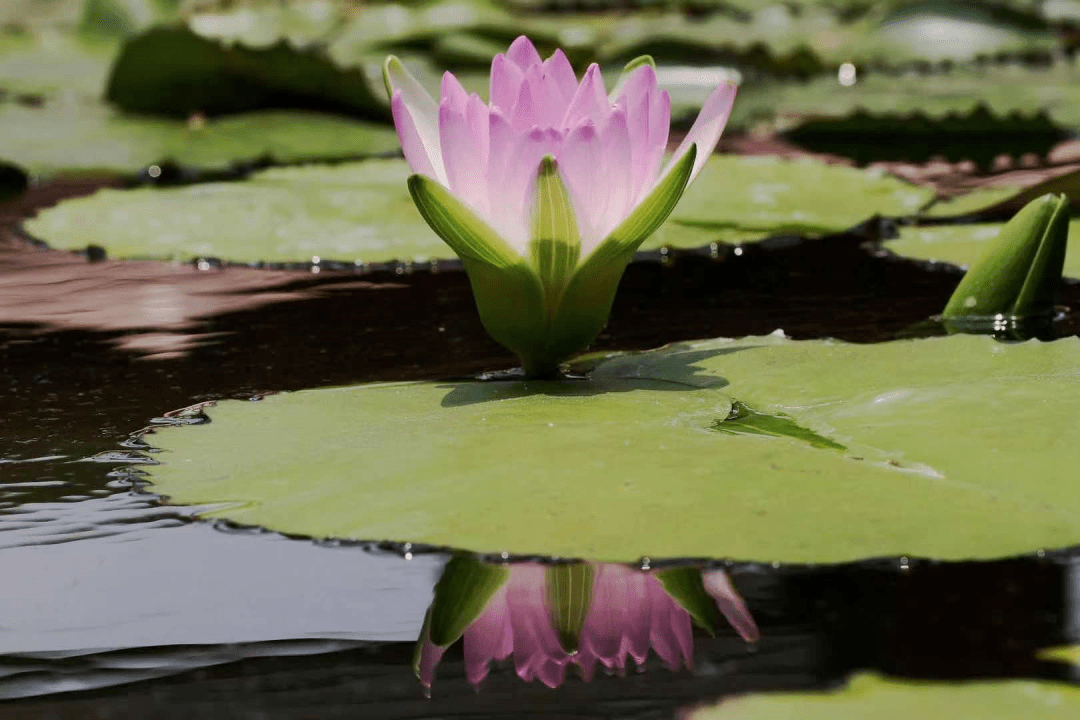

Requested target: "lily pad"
[
  {"left": 732, "top": 63, "right": 1080, "bottom": 135},
  {"left": 887, "top": 221, "right": 1080, "bottom": 279},
  {"left": 26, "top": 155, "right": 931, "bottom": 263},
  {"left": 105, "top": 26, "right": 387, "bottom": 120},
  {"left": 143, "top": 334, "right": 1080, "bottom": 563},
  {"left": 692, "top": 674, "right": 1080, "bottom": 719},
  {"left": 0, "top": 100, "right": 399, "bottom": 175}
]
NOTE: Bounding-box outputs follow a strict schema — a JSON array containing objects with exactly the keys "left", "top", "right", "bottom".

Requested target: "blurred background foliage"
[{"left": 4, "top": 0, "right": 1080, "bottom": 175}]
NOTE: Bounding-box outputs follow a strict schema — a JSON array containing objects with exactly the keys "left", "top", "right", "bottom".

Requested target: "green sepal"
[
  {"left": 529, "top": 155, "right": 582, "bottom": 311},
  {"left": 460, "top": 256, "right": 549, "bottom": 373},
  {"left": 942, "top": 192, "right": 1069, "bottom": 321},
  {"left": 429, "top": 555, "right": 510, "bottom": 648},
  {"left": 545, "top": 563, "right": 595, "bottom": 654},
  {"left": 528, "top": 144, "right": 698, "bottom": 371},
  {"left": 407, "top": 174, "right": 522, "bottom": 269},
  {"left": 654, "top": 566, "right": 718, "bottom": 635},
  {"left": 609, "top": 54, "right": 657, "bottom": 100}
]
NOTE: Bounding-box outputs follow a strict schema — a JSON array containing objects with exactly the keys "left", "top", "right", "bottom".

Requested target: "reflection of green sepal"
[
  {"left": 412, "top": 606, "right": 433, "bottom": 675},
  {"left": 655, "top": 566, "right": 717, "bottom": 635},
  {"left": 429, "top": 555, "right": 510, "bottom": 647},
  {"left": 545, "top": 563, "right": 595, "bottom": 654},
  {"left": 942, "top": 193, "right": 1069, "bottom": 321}
]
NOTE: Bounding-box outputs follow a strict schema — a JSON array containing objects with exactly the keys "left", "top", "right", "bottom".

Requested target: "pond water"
[{"left": 4, "top": 187, "right": 1080, "bottom": 715}]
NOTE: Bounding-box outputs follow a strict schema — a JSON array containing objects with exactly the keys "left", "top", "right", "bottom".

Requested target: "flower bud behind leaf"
[{"left": 942, "top": 193, "right": 1069, "bottom": 323}]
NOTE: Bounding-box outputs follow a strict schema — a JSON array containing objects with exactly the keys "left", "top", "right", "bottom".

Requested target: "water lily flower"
[
  {"left": 384, "top": 37, "right": 737, "bottom": 376},
  {"left": 415, "top": 558, "right": 758, "bottom": 690}
]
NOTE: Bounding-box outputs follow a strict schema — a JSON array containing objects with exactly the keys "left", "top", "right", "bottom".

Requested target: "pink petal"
[
  {"left": 671, "top": 604, "right": 695, "bottom": 669},
  {"left": 507, "top": 127, "right": 563, "bottom": 239},
  {"left": 639, "top": 87, "right": 670, "bottom": 202},
  {"left": 704, "top": 570, "right": 760, "bottom": 643},
  {"left": 561, "top": 64, "right": 610, "bottom": 128},
  {"left": 614, "top": 64, "right": 658, "bottom": 109},
  {"left": 513, "top": 64, "right": 566, "bottom": 130},
  {"left": 417, "top": 636, "right": 447, "bottom": 689},
  {"left": 596, "top": 108, "right": 633, "bottom": 238},
  {"left": 485, "top": 109, "right": 530, "bottom": 248},
  {"left": 490, "top": 54, "right": 525, "bottom": 113},
  {"left": 649, "top": 599, "right": 693, "bottom": 671},
  {"left": 463, "top": 588, "right": 514, "bottom": 685},
  {"left": 558, "top": 120, "right": 604, "bottom": 246},
  {"left": 506, "top": 565, "right": 569, "bottom": 683},
  {"left": 535, "top": 657, "right": 568, "bottom": 689},
  {"left": 542, "top": 49, "right": 578, "bottom": 107},
  {"left": 510, "top": 67, "right": 541, "bottom": 132},
  {"left": 506, "top": 35, "right": 543, "bottom": 71},
  {"left": 440, "top": 71, "right": 468, "bottom": 114},
  {"left": 440, "top": 99, "right": 488, "bottom": 213},
  {"left": 391, "top": 90, "right": 437, "bottom": 180},
  {"left": 664, "top": 80, "right": 737, "bottom": 186},
  {"left": 623, "top": 573, "right": 656, "bottom": 667}
]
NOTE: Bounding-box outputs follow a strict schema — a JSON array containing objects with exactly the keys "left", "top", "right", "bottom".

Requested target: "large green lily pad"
[
  {"left": 888, "top": 220, "right": 1080, "bottom": 279},
  {"left": 732, "top": 63, "right": 1080, "bottom": 134},
  {"left": 692, "top": 674, "right": 1080, "bottom": 719},
  {"left": 26, "top": 155, "right": 930, "bottom": 263},
  {"left": 0, "top": 101, "right": 399, "bottom": 175},
  {"left": 144, "top": 334, "right": 1080, "bottom": 563}
]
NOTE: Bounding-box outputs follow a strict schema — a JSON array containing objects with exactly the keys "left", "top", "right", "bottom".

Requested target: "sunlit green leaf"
[
  {"left": 144, "top": 334, "right": 1080, "bottom": 563},
  {"left": 27, "top": 155, "right": 934, "bottom": 263},
  {"left": 888, "top": 219, "right": 1080, "bottom": 281}
]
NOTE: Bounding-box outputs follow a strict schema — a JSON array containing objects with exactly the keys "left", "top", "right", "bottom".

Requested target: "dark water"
[{"left": 4, "top": 224, "right": 1080, "bottom": 716}]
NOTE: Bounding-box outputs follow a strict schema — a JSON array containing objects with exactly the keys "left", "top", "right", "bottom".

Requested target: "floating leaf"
[
  {"left": 26, "top": 155, "right": 932, "bottom": 263},
  {"left": 106, "top": 26, "right": 387, "bottom": 120},
  {"left": 0, "top": 101, "right": 399, "bottom": 175},
  {"left": 732, "top": 63, "right": 1080, "bottom": 136},
  {"left": 692, "top": 673, "right": 1080, "bottom": 719},
  {"left": 924, "top": 166, "right": 1080, "bottom": 221},
  {"left": 942, "top": 193, "right": 1070, "bottom": 320},
  {"left": 888, "top": 220, "right": 1080, "bottom": 280},
  {"left": 144, "top": 334, "right": 1080, "bottom": 563}
]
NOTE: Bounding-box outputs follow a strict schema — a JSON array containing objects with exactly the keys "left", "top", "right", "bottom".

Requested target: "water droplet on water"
[
  {"left": 147, "top": 164, "right": 162, "bottom": 179},
  {"left": 640, "top": 556, "right": 651, "bottom": 571},
  {"left": 899, "top": 556, "right": 910, "bottom": 571},
  {"left": 734, "top": 246, "right": 744, "bottom": 256}
]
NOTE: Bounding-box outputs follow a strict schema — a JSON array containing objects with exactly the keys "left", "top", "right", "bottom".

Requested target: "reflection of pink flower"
[{"left": 417, "top": 563, "right": 758, "bottom": 689}]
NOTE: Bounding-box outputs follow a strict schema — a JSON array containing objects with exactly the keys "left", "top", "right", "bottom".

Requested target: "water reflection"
[{"left": 416, "top": 556, "right": 757, "bottom": 690}]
